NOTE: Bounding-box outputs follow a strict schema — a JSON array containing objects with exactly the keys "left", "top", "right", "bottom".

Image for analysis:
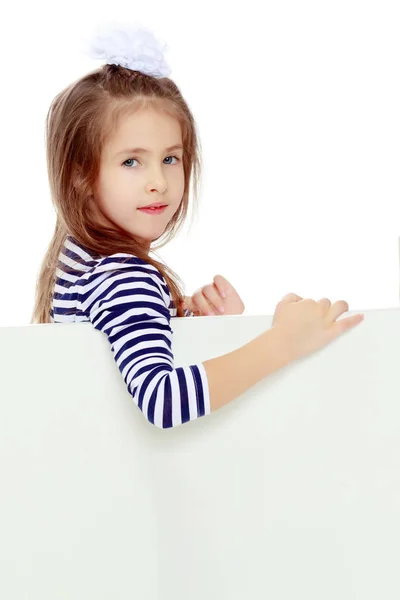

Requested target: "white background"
[{"left": 1, "top": 0, "right": 399, "bottom": 326}]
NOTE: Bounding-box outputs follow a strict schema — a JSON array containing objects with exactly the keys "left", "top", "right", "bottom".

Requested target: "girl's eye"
[
  {"left": 123, "top": 158, "right": 138, "bottom": 168},
  {"left": 122, "top": 155, "right": 181, "bottom": 168}
]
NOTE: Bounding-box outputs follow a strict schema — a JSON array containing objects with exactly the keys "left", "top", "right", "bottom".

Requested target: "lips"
[
  {"left": 138, "top": 205, "right": 168, "bottom": 214},
  {"left": 139, "top": 203, "right": 167, "bottom": 209}
]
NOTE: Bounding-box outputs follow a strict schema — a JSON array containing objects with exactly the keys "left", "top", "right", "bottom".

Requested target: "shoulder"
[
  {"left": 92, "top": 253, "right": 168, "bottom": 295},
  {"left": 62, "top": 236, "right": 174, "bottom": 315},
  {"left": 83, "top": 252, "right": 173, "bottom": 317}
]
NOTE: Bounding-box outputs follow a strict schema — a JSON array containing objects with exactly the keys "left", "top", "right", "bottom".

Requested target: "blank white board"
[{"left": 0, "top": 309, "right": 399, "bottom": 599}]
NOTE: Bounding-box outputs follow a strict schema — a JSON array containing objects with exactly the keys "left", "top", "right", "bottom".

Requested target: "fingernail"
[
  {"left": 219, "top": 306, "right": 225, "bottom": 313},
  {"left": 221, "top": 292, "right": 226, "bottom": 298}
]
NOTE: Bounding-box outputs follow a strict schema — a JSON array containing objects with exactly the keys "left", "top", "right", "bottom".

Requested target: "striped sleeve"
[{"left": 80, "top": 258, "right": 211, "bottom": 429}]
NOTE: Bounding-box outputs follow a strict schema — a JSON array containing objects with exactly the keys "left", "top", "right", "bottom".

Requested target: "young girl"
[{"left": 31, "top": 24, "right": 364, "bottom": 429}]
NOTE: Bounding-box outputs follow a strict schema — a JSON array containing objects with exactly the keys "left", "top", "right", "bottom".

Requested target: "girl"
[{"left": 31, "top": 24, "right": 364, "bottom": 429}]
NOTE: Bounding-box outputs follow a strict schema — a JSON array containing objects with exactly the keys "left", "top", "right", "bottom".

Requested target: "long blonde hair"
[{"left": 31, "top": 63, "right": 202, "bottom": 324}]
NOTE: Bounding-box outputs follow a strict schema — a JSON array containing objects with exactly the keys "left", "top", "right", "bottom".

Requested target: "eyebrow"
[{"left": 116, "top": 144, "right": 183, "bottom": 156}]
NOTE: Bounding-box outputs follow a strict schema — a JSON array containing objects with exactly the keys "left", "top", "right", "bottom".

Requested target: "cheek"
[
  {"left": 96, "top": 174, "right": 132, "bottom": 214},
  {"left": 173, "top": 169, "right": 185, "bottom": 196}
]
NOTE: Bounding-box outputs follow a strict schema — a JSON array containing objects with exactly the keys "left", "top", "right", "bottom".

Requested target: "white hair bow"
[{"left": 85, "top": 22, "right": 172, "bottom": 78}]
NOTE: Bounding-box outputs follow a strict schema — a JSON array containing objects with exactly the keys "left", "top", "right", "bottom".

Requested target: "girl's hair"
[{"left": 31, "top": 63, "right": 202, "bottom": 324}]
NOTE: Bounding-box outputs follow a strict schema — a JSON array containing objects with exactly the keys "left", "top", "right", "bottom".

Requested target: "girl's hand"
[{"left": 181, "top": 275, "right": 245, "bottom": 316}]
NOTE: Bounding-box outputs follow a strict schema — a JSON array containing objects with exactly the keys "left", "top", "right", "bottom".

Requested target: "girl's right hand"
[{"left": 271, "top": 293, "right": 364, "bottom": 361}]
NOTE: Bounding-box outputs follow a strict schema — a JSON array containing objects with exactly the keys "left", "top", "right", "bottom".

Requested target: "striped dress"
[{"left": 50, "top": 234, "right": 211, "bottom": 429}]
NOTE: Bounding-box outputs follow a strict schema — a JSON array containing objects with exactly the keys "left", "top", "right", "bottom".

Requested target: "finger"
[
  {"left": 181, "top": 298, "right": 192, "bottom": 312},
  {"left": 202, "top": 284, "right": 226, "bottom": 314},
  {"left": 332, "top": 313, "right": 364, "bottom": 337},
  {"left": 192, "top": 289, "right": 220, "bottom": 316},
  {"left": 188, "top": 302, "right": 202, "bottom": 316},
  {"left": 280, "top": 293, "right": 303, "bottom": 304},
  {"left": 328, "top": 300, "right": 350, "bottom": 321},
  {"left": 317, "top": 298, "right": 331, "bottom": 314},
  {"left": 186, "top": 296, "right": 202, "bottom": 316},
  {"left": 213, "top": 275, "right": 229, "bottom": 299}
]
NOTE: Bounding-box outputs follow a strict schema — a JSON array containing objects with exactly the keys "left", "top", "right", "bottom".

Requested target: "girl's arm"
[{"left": 83, "top": 261, "right": 210, "bottom": 428}]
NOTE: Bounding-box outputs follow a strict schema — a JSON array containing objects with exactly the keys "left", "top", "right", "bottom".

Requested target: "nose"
[{"left": 146, "top": 171, "right": 167, "bottom": 194}]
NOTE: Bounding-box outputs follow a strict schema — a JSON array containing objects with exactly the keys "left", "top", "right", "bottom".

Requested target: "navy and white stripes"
[{"left": 51, "top": 235, "right": 210, "bottom": 428}]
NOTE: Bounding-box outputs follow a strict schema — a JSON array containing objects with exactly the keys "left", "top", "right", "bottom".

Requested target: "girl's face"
[{"left": 94, "top": 106, "right": 185, "bottom": 251}]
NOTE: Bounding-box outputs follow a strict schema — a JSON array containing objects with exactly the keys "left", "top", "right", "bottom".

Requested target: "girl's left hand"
[{"left": 181, "top": 275, "right": 245, "bottom": 316}]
